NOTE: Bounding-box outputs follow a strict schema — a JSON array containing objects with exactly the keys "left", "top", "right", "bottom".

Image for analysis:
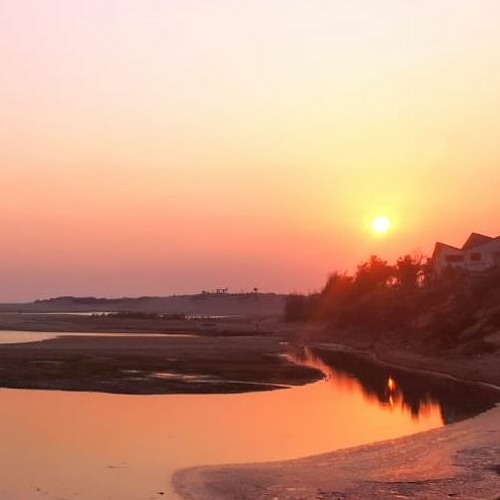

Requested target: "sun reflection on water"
[
  {"left": 288, "top": 346, "right": 499, "bottom": 425},
  {"left": 288, "top": 347, "right": 441, "bottom": 421}
]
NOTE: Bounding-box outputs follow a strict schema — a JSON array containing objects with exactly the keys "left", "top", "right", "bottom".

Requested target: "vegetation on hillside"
[{"left": 285, "top": 255, "right": 500, "bottom": 353}]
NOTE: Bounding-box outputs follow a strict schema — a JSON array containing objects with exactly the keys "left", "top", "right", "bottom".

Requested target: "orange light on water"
[{"left": 387, "top": 376, "right": 396, "bottom": 392}]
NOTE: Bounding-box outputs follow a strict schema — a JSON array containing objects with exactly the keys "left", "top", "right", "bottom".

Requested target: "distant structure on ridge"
[{"left": 430, "top": 232, "right": 500, "bottom": 277}]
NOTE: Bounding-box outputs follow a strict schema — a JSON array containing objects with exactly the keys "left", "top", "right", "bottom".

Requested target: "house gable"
[
  {"left": 431, "top": 233, "right": 500, "bottom": 277},
  {"left": 431, "top": 241, "right": 461, "bottom": 259},
  {"left": 462, "top": 232, "right": 494, "bottom": 250}
]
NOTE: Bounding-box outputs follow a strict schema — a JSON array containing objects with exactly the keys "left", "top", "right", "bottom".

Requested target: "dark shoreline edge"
[{"left": 312, "top": 342, "right": 500, "bottom": 392}]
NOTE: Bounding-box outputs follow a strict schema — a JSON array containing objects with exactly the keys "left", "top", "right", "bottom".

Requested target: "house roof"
[
  {"left": 432, "top": 241, "right": 461, "bottom": 258},
  {"left": 462, "top": 232, "right": 494, "bottom": 250},
  {"left": 432, "top": 232, "right": 500, "bottom": 259}
]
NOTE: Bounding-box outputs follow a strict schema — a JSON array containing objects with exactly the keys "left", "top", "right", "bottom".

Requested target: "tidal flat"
[{"left": 0, "top": 314, "right": 499, "bottom": 499}]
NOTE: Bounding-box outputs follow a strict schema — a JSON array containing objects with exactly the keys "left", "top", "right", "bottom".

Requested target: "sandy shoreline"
[
  {"left": 173, "top": 403, "right": 500, "bottom": 499},
  {"left": 173, "top": 342, "right": 500, "bottom": 500},
  {"left": 0, "top": 330, "right": 321, "bottom": 394},
  {"left": 0, "top": 314, "right": 498, "bottom": 498}
]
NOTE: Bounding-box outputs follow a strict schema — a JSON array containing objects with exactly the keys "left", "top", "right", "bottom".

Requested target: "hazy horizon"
[
  {"left": 2, "top": 1, "right": 500, "bottom": 301},
  {"left": 1, "top": 289, "right": 287, "bottom": 304}
]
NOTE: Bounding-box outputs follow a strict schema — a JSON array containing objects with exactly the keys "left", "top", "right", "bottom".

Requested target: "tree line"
[{"left": 285, "top": 254, "right": 500, "bottom": 354}]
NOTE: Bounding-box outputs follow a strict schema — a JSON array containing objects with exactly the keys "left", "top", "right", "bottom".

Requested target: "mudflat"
[
  {"left": 0, "top": 331, "right": 320, "bottom": 394},
  {"left": 0, "top": 311, "right": 275, "bottom": 335},
  {"left": 1, "top": 313, "right": 499, "bottom": 499}
]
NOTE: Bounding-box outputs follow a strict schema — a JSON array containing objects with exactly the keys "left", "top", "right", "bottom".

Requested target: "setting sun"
[
  {"left": 1, "top": 2, "right": 499, "bottom": 499},
  {"left": 372, "top": 216, "right": 392, "bottom": 235}
]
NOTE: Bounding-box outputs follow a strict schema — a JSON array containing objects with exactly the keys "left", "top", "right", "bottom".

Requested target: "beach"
[
  {"left": 0, "top": 330, "right": 320, "bottom": 395},
  {"left": 173, "top": 402, "right": 500, "bottom": 499},
  {"left": 0, "top": 312, "right": 498, "bottom": 498},
  {"left": 173, "top": 330, "right": 500, "bottom": 499}
]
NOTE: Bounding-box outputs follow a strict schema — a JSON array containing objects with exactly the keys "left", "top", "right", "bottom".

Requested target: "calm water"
[
  {"left": 0, "top": 331, "right": 57, "bottom": 344},
  {"left": 0, "top": 330, "right": 195, "bottom": 345},
  {"left": 0, "top": 342, "right": 497, "bottom": 499}
]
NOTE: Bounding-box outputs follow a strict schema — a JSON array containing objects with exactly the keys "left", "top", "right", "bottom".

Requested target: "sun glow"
[{"left": 372, "top": 216, "right": 391, "bottom": 235}]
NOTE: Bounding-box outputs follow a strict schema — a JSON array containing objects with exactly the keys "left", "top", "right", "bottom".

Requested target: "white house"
[{"left": 431, "top": 232, "right": 500, "bottom": 277}]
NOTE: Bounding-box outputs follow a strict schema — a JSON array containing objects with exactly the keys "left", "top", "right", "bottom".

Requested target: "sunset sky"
[{"left": 2, "top": 1, "right": 500, "bottom": 301}]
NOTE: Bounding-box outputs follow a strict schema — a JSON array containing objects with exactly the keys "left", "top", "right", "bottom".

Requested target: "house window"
[
  {"left": 470, "top": 253, "right": 481, "bottom": 262},
  {"left": 445, "top": 255, "right": 464, "bottom": 263}
]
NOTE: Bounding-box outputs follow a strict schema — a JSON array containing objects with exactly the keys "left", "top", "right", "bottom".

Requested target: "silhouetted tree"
[
  {"left": 395, "top": 254, "right": 422, "bottom": 289},
  {"left": 354, "top": 255, "right": 394, "bottom": 292},
  {"left": 316, "top": 272, "right": 354, "bottom": 319}
]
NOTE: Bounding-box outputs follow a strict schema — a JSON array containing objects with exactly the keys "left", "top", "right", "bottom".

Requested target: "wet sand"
[
  {"left": 173, "top": 341, "right": 500, "bottom": 500},
  {"left": 174, "top": 403, "right": 500, "bottom": 499},
  {"left": 0, "top": 311, "right": 319, "bottom": 394},
  {"left": 0, "top": 311, "right": 278, "bottom": 335},
  {"left": 0, "top": 332, "right": 320, "bottom": 394}
]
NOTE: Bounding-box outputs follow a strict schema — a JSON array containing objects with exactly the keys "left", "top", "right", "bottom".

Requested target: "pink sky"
[{"left": 2, "top": 1, "right": 500, "bottom": 301}]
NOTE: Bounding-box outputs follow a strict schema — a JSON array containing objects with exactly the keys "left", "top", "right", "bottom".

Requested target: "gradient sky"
[{"left": 2, "top": 0, "right": 500, "bottom": 301}]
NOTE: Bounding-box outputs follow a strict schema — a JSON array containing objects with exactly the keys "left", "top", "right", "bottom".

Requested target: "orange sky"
[{"left": 2, "top": 0, "right": 500, "bottom": 300}]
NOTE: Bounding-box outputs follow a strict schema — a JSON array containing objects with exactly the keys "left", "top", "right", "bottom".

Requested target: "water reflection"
[
  {"left": 0, "top": 330, "right": 196, "bottom": 345},
  {"left": 0, "top": 364, "right": 445, "bottom": 499},
  {"left": 290, "top": 346, "right": 500, "bottom": 424},
  {"left": 0, "top": 346, "right": 496, "bottom": 499}
]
